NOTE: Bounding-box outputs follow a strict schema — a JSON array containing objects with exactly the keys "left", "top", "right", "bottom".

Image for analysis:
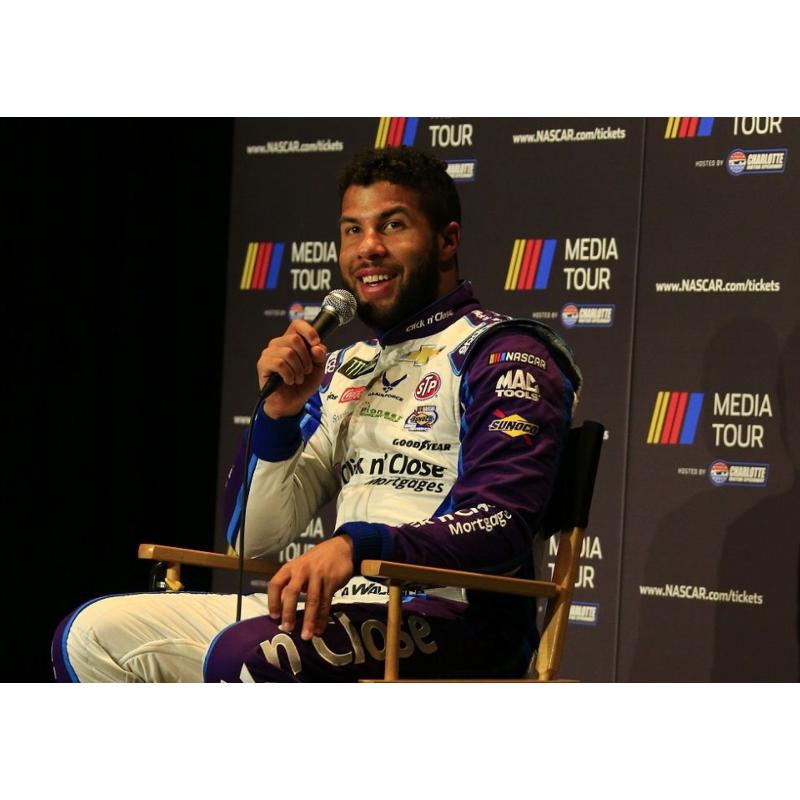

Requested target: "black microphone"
[{"left": 259, "top": 289, "right": 357, "bottom": 400}]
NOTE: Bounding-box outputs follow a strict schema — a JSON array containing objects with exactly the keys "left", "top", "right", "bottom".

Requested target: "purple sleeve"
[{"left": 335, "top": 327, "right": 575, "bottom": 575}]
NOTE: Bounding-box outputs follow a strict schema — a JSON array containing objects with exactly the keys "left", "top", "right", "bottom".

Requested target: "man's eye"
[
  {"left": 384, "top": 220, "right": 404, "bottom": 231},
  {"left": 345, "top": 226, "right": 360, "bottom": 235}
]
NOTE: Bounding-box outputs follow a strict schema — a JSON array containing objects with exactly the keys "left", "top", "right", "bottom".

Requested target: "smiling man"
[{"left": 53, "top": 147, "right": 582, "bottom": 682}]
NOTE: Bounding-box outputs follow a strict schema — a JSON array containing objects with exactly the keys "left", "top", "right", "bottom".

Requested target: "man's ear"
[{"left": 438, "top": 221, "right": 461, "bottom": 265}]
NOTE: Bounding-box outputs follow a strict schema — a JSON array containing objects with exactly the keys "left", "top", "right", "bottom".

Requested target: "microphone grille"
[{"left": 322, "top": 289, "right": 357, "bottom": 325}]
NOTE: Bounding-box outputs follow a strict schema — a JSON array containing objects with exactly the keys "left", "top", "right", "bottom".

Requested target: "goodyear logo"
[
  {"left": 647, "top": 391, "right": 704, "bottom": 445},
  {"left": 375, "top": 117, "right": 420, "bottom": 149},
  {"left": 708, "top": 460, "right": 768, "bottom": 487},
  {"left": 664, "top": 117, "right": 715, "bottom": 139},
  {"left": 504, "top": 239, "right": 557, "bottom": 291},
  {"left": 240, "top": 242, "right": 285, "bottom": 290}
]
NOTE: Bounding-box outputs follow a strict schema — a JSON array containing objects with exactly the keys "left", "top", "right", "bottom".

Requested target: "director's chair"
[{"left": 139, "top": 420, "right": 604, "bottom": 682}]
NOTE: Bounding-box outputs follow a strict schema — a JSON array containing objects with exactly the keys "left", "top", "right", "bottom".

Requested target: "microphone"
[{"left": 259, "top": 289, "right": 357, "bottom": 400}]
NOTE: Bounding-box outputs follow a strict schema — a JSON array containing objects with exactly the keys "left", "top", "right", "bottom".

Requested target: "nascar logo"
[
  {"left": 664, "top": 118, "right": 715, "bottom": 139},
  {"left": 504, "top": 239, "right": 557, "bottom": 291},
  {"left": 240, "top": 242, "right": 285, "bottom": 290},
  {"left": 375, "top": 117, "right": 420, "bottom": 149},
  {"left": 647, "top": 391, "right": 704, "bottom": 445}
]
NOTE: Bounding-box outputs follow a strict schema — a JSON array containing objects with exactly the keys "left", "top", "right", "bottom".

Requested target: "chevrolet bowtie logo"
[{"left": 399, "top": 346, "right": 444, "bottom": 366}]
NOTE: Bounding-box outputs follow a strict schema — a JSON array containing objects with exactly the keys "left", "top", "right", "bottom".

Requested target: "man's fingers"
[
  {"left": 301, "top": 575, "right": 322, "bottom": 641},
  {"left": 290, "top": 319, "right": 320, "bottom": 348},
  {"left": 280, "top": 578, "right": 304, "bottom": 633},
  {"left": 314, "top": 585, "right": 333, "bottom": 637},
  {"left": 267, "top": 568, "right": 289, "bottom": 619}
]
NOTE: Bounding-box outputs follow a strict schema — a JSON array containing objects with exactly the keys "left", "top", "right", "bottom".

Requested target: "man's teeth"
[{"left": 361, "top": 274, "right": 392, "bottom": 285}]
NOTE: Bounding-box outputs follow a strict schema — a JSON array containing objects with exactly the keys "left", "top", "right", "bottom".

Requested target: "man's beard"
[{"left": 349, "top": 247, "right": 442, "bottom": 332}]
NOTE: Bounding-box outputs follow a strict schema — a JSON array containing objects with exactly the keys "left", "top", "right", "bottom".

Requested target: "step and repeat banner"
[{"left": 214, "top": 118, "right": 798, "bottom": 681}]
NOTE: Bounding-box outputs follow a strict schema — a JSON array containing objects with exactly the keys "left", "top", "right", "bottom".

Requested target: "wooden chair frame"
[{"left": 139, "top": 420, "right": 604, "bottom": 682}]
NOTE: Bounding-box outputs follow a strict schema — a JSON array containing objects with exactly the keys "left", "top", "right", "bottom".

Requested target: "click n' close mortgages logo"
[
  {"left": 647, "top": 391, "right": 705, "bottom": 445},
  {"left": 375, "top": 118, "right": 420, "bottom": 148},
  {"left": 504, "top": 239, "right": 557, "bottom": 291}
]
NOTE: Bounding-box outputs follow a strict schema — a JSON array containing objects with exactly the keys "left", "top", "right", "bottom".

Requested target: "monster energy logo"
[{"left": 338, "top": 354, "right": 380, "bottom": 379}]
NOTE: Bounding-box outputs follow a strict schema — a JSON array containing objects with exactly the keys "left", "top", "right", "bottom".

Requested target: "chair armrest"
[
  {"left": 138, "top": 543, "right": 280, "bottom": 576},
  {"left": 360, "top": 559, "right": 559, "bottom": 599}
]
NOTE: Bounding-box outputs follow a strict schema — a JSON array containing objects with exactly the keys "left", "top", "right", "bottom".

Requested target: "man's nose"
[{"left": 358, "top": 228, "right": 387, "bottom": 259}]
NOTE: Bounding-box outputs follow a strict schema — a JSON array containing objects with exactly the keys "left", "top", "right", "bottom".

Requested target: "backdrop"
[{"left": 214, "top": 118, "right": 798, "bottom": 681}]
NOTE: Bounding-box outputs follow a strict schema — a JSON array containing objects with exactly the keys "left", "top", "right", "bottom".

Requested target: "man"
[{"left": 53, "top": 146, "right": 581, "bottom": 682}]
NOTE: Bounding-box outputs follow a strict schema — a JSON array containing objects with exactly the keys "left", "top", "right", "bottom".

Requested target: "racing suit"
[{"left": 53, "top": 281, "right": 580, "bottom": 682}]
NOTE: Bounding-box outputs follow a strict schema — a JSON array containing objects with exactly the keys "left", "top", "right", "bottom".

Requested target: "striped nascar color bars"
[
  {"left": 375, "top": 118, "right": 419, "bottom": 149},
  {"left": 647, "top": 391, "right": 705, "bottom": 445},
  {"left": 664, "top": 118, "right": 715, "bottom": 139},
  {"left": 240, "top": 242, "right": 285, "bottom": 290},
  {"left": 504, "top": 238, "right": 557, "bottom": 290}
]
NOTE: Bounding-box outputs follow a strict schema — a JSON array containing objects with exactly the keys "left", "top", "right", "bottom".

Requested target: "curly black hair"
[{"left": 337, "top": 146, "right": 461, "bottom": 232}]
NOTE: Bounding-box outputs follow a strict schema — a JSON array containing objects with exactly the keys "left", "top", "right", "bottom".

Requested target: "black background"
[{"left": 2, "top": 120, "right": 234, "bottom": 681}]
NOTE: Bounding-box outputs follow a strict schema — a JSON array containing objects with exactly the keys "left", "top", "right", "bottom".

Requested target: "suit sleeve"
[
  {"left": 235, "top": 391, "right": 339, "bottom": 559},
  {"left": 334, "top": 327, "right": 576, "bottom": 575}
]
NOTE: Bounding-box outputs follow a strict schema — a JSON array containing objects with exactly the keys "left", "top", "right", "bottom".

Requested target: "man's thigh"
[
  {"left": 203, "top": 597, "right": 528, "bottom": 682},
  {"left": 54, "top": 592, "right": 270, "bottom": 682}
]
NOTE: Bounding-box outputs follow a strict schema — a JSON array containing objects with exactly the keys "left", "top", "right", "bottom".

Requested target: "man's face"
[{"left": 338, "top": 181, "right": 454, "bottom": 331}]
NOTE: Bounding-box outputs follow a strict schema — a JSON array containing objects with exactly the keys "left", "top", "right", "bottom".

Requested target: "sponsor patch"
[
  {"left": 488, "top": 351, "right": 547, "bottom": 370},
  {"left": 399, "top": 345, "right": 444, "bottom": 367},
  {"left": 414, "top": 372, "right": 442, "bottom": 400},
  {"left": 339, "top": 386, "right": 366, "bottom": 403},
  {"left": 359, "top": 404, "right": 402, "bottom": 423},
  {"left": 708, "top": 460, "right": 768, "bottom": 487},
  {"left": 488, "top": 409, "right": 538, "bottom": 444},
  {"left": 338, "top": 353, "right": 380, "bottom": 379},
  {"left": 495, "top": 369, "right": 540, "bottom": 401},
  {"left": 404, "top": 405, "right": 439, "bottom": 432}
]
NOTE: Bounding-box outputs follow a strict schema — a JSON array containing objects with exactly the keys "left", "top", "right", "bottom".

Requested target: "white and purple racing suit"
[{"left": 53, "top": 281, "right": 580, "bottom": 682}]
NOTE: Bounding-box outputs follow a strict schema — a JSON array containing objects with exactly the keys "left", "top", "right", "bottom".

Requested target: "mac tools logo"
[
  {"left": 375, "top": 118, "right": 420, "bottom": 148},
  {"left": 647, "top": 391, "right": 705, "bottom": 445},
  {"left": 240, "top": 241, "right": 336, "bottom": 291}
]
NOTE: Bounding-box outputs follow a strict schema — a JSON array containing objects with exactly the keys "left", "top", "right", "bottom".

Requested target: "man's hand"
[
  {"left": 268, "top": 535, "right": 354, "bottom": 641},
  {"left": 257, "top": 319, "right": 328, "bottom": 419}
]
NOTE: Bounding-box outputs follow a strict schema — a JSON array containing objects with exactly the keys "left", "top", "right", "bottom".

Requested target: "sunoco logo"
[
  {"left": 488, "top": 409, "right": 538, "bottom": 444},
  {"left": 708, "top": 460, "right": 768, "bottom": 487}
]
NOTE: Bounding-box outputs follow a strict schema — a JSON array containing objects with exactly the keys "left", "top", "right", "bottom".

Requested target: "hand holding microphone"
[{"left": 256, "top": 289, "right": 357, "bottom": 419}]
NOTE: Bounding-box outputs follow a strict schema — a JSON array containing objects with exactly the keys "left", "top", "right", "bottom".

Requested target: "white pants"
[{"left": 58, "top": 592, "right": 270, "bottom": 683}]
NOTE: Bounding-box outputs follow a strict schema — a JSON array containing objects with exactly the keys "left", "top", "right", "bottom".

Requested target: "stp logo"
[{"left": 414, "top": 373, "right": 441, "bottom": 400}]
